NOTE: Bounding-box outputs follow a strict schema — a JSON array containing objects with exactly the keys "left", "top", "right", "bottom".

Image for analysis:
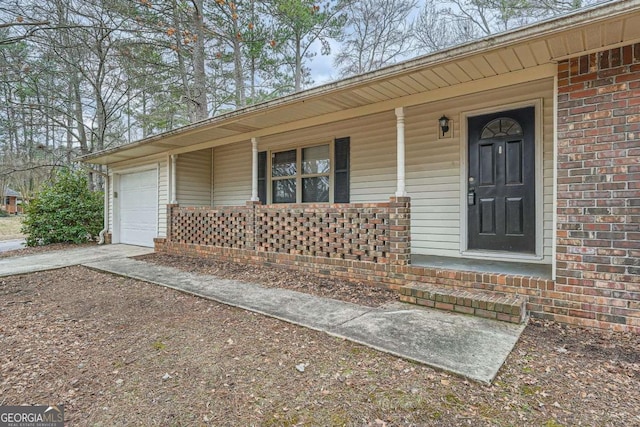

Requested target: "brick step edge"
[{"left": 398, "top": 283, "right": 526, "bottom": 324}]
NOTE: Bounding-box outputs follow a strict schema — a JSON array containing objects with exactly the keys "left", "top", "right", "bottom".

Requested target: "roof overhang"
[
  {"left": 82, "top": 0, "right": 640, "bottom": 166},
  {"left": 4, "top": 189, "right": 21, "bottom": 197}
]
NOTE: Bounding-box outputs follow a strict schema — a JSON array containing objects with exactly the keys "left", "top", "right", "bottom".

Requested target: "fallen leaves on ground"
[
  {"left": 138, "top": 253, "right": 398, "bottom": 307},
  {"left": 0, "top": 265, "right": 638, "bottom": 426}
]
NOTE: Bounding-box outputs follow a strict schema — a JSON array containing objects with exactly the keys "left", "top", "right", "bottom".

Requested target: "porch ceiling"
[{"left": 83, "top": 0, "right": 640, "bottom": 166}]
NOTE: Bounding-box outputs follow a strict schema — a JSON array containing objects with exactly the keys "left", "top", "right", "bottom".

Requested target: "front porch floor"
[{"left": 411, "top": 254, "right": 552, "bottom": 280}]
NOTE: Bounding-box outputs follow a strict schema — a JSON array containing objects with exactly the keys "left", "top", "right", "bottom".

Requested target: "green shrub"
[
  {"left": 0, "top": 209, "right": 9, "bottom": 218},
  {"left": 21, "top": 168, "right": 103, "bottom": 246}
]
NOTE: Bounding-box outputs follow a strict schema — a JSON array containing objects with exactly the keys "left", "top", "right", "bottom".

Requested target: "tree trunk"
[
  {"left": 192, "top": 0, "right": 208, "bottom": 121},
  {"left": 249, "top": 0, "right": 256, "bottom": 102},
  {"left": 172, "top": 0, "right": 196, "bottom": 122},
  {"left": 72, "top": 72, "right": 88, "bottom": 155},
  {"left": 233, "top": 25, "right": 245, "bottom": 108},
  {"left": 295, "top": 34, "right": 302, "bottom": 92}
]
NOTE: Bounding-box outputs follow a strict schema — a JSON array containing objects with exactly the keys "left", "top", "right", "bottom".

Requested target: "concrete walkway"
[
  {"left": 0, "top": 244, "right": 526, "bottom": 383},
  {"left": 84, "top": 257, "right": 527, "bottom": 384},
  {"left": 0, "top": 244, "right": 154, "bottom": 277}
]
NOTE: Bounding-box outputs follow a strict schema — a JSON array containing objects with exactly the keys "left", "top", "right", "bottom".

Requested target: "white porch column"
[
  {"left": 395, "top": 107, "right": 407, "bottom": 197},
  {"left": 170, "top": 154, "right": 177, "bottom": 204},
  {"left": 251, "top": 137, "right": 259, "bottom": 201}
]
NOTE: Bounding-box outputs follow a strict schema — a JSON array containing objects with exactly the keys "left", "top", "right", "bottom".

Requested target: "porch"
[
  {"left": 412, "top": 254, "right": 552, "bottom": 279},
  {"left": 155, "top": 201, "right": 554, "bottom": 324}
]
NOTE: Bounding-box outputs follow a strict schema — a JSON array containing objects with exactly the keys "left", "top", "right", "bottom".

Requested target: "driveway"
[
  {"left": 0, "top": 244, "right": 154, "bottom": 277},
  {"left": 0, "top": 239, "right": 26, "bottom": 253}
]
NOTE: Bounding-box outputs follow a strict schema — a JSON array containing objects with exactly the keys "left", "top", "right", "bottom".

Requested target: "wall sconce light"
[{"left": 439, "top": 115, "right": 450, "bottom": 136}]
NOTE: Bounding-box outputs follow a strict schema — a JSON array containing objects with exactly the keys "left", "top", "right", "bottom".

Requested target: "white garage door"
[{"left": 119, "top": 169, "right": 157, "bottom": 247}]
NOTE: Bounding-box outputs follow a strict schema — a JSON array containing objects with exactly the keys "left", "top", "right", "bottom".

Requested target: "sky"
[{"left": 309, "top": 38, "right": 343, "bottom": 86}]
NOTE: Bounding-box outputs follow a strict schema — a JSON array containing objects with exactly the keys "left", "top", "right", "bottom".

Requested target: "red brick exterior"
[
  {"left": 170, "top": 204, "right": 253, "bottom": 250},
  {"left": 255, "top": 203, "right": 391, "bottom": 262},
  {"left": 1, "top": 196, "right": 19, "bottom": 214},
  {"left": 555, "top": 44, "right": 640, "bottom": 332}
]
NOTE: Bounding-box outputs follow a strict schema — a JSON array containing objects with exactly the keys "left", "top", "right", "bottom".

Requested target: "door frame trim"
[{"left": 459, "top": 98, "right": 544, "bottom": 261}]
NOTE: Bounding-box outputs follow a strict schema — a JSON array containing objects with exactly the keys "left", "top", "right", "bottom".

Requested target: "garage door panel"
[{"left": 119, "top": 169, "right": 157, "bottom": 247}]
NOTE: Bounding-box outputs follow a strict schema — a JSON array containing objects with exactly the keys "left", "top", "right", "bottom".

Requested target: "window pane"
[
  {"left": 272, "top": 150, "right": 296, "bottom": 177},
  {"left": 273, "top": 179, "right": 296, "bottom": 203},
  {"left": 302, "top": 145, "right": 329, "bottom": 175},
  {"left": 302, "top": 176, "right": 329, "bottom": 203},
  {"left": 481, "top": 118, "right": 523, "bottom": 139}
]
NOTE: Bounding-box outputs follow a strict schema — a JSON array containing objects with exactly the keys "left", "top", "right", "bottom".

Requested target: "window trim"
[
  {"left": 301, "top": 145, "right": 331, "bottom": 203},
  {"left": 267, "top": 140, "right": 335, "bottom": 204}
]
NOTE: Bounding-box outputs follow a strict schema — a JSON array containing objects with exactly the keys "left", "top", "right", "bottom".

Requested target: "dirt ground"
[{"left": 1, "top": 257, "right": 638, "bottom": 426}]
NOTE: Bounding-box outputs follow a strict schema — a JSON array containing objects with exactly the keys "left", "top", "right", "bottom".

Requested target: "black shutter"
[
  {"left": 334, "top": 137, "right": 350, "bottom": 203},
  {"left": 258, "top": 151, "right": 267, "bottom": 203}
]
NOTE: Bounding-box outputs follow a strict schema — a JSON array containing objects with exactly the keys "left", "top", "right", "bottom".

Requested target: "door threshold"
[{"left": 461, "top": 250, "right": 543, "bottom": 262}]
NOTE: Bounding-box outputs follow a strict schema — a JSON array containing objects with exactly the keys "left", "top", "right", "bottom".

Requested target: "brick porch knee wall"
[
  {"left": 555, "top": 44, "right": 640, "bottom": 332},
  {"left": 162, "top": 197, "right": 409, "bottom": 266},
  {"left": 156, "top": 198, "right": 412, "bottom": 290},
  {"left": 156, "top": 197, "right": 554, "bottom": 322}
]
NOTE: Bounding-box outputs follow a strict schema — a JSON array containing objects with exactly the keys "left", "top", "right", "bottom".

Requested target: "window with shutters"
[{"left": 259, "top": 137, "right": 349, "bottom": 204}]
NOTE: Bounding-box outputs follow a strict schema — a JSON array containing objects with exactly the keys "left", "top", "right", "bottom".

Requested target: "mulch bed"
[{"left": 137, "top": 253, "right": 399, "bottom": 308}]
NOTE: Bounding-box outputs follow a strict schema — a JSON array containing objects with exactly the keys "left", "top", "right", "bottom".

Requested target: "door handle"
[{"left": 467, "top": 189, "right": 476, "bottom": 206}]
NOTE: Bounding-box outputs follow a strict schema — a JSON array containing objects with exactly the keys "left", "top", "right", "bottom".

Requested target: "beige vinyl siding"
[
  {"left": 109, "top": 157, "right": 168, "bottom": 238},
  {"left": 157, "top": 159, "right": 168, "bottom": 237},
  {"left": 257, "top": 111, "right": 397, "bottom": 202},
  {"left": 213, "top": 143, "right": 251, "bottom": 206},
  {"left": 194, "top": 78, "right": 554, "bottom": 263},
  {"left": 176, "top": 149, "right": 212, "bottom": 206},
  {"left": 406, "top": 100, "right": 462, "bottom": 256},
  {"left": 405, "top": 78, "right": 554, "bottom": 262}
]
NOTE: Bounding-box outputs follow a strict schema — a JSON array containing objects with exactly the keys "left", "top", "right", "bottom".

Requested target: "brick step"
[{"left": 398, "top": 283, "right": 527, "bottom": 324}]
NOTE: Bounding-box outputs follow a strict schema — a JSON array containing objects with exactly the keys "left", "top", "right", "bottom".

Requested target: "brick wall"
[
  {"left": 255, "top": 203, "right": 391, "bottom": 262},
  {"left": 165, "top": 197, "right": 410, "bottom": 266},
  {"left": 2, "top": 197, "right": 18, "bottom": 214},
  {"left": 555, "top": 44, "right": 640, "bottom": 331},
  {"left": 170, "top": 204, "right": 253, "bottom": 249}
]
